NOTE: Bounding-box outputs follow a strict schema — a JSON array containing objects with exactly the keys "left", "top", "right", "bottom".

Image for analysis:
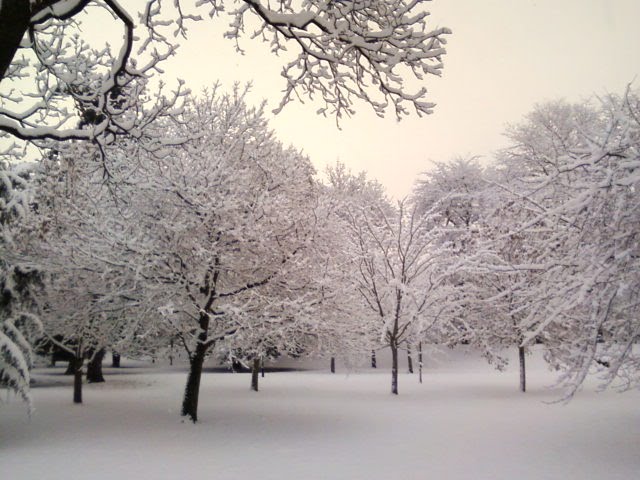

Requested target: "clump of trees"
[
  {"left": 410, "top": 91, "right": 640, "bottom": 398},
  {"left": 1, "top": 0, "right": 452, "bottom": 413},
  {"left": 1, "top": 1, "right": 638, "bottom": 420}
]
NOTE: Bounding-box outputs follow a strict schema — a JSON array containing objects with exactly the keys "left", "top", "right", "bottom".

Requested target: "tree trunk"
[
  {"left": 65, "top": 359, "right": 75, "bottom": 375},
  {"left": 371, "top": 350, "right": 377, "bottom": 368},
  {"left": 0, "top": 1, "right": 30, "bottom": 82},
  {"left": 519, "top": 345, "right": 526, "bottom": 393},
  {"left": 73, "top": 357, "right": 83, "bottom": 404},
  {"left": 418, "top": 341, "right": 423, "bottom": 384},
  {"left": 391, "top": 342, "right": 398, "bottom": 395},
  {"left": 169, "top": 338, "right": 174, "bottom": 366},
  {"left": 261, "top": 360, "right": 265, "bottom": 378},
  {"left": 111, "top": 352, "right": 121, "bottom": 368},
  {"left": 330, "top": 356, "right": 336, "bottom": 373},
  {"left": 407, "top": 345, "right": 413, "bottom": 374},
  {"left": 87, "top": 348, "right": 105, "bottom": 383},
  {"left": 181, "top": 343, "right": 207, "bottom": 422},
  {"left": 181, "top": 313, "right": 211, "bottom": 423},
  {"left": 251, "top": 358, "right": 260, "bottom": 392}
]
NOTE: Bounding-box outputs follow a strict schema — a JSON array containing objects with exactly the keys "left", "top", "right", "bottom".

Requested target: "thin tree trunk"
[
  {"left": 418, "top": 341, "right": 423, "bottom": 384},
  {"left": 371, "top": 350, "right": 377, "bottom": 368},
  {"left": 73, "top": 357, "right": 83, "bottom": 404},
  {"left": 87, "top": 348, "right": 105, "bottom": 383},
  {"left": 519, "top": 345, "right": 526, "bottom": 393},
  {"left": 391, "top": 342, "right": 399, "bottom": 395},
  {"left": 330, "top": 356, "right": 336, "bottom": 373},
  {"left": 169, "top": 338, "right": 174, "bottom": 366},
  {"left": 261, "top": 359, "right": 265, "bottom": 378},
  {"left": 111, "top": 352, "right": 121, "bottom": 367},
  {"left": 407, "top": 345, "right": 414, "bottom": 374},
  {"left": 251, "top": 358, "right": 260, "bottom": 392}
]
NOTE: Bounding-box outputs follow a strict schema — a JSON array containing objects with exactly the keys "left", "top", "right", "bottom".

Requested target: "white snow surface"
[{"left": 1, "top": 348, "right": 638, "bottom": 480}]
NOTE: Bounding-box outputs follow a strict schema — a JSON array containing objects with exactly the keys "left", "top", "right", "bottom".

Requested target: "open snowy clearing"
[{"left": 2, "top": 349, "right": 639, "bottom": 480}]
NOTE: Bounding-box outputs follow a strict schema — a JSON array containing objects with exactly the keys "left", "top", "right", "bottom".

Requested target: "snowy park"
[
  {"left": 2, "top": 2, "right": 640, "bottom": 479},
  {"left": 3, "top": 348, "right": 639, "bottom": 480}
]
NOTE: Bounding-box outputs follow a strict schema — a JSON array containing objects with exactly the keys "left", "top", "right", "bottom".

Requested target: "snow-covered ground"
[{"left": 2, "top": 348, "right": 639, "bottom": 480}]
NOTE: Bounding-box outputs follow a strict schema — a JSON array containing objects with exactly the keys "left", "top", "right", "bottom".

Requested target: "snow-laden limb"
[
  {"left": 227, "top": 0, "right": 451, "bottom": 119},
  {"left": 1, "top": 1, "right": 450, "bottom": 152}
]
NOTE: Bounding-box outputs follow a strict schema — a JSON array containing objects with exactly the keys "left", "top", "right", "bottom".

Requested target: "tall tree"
[
  {"left": 330, "top": 167, "right": 453, "bottom": 394},
  {"left": 121, "top": 87, "right": 328, "bottom": 422},
  {"left": 0, "top": 159, "right": 42, "bottom": 411}
]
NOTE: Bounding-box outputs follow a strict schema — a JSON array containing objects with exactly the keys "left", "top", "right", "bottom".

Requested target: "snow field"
[{"left": 1, "top": 349, "right": 639, "bottom": 480}]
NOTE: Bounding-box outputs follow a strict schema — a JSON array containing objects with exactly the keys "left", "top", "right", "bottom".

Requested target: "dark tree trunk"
[
  {"left": 418, "top": 341, "right": 423, "bottom": 384},
  {"left": 0, "top": 1, "right": 89, "bottom": 82},
  {"left": 111, "top": 352, "right": 121, "bottom": 368},
  {"left": 72, "top": 357, "right": 83, "bottom": 404},
  {"left": 330, "top": 356, "right": 336, "bottom": 373},
  {"left": 231, "top": 358, "right": 243, "bottom": 372},
  {"left": 407, "top": 345, "right": 414, "bottom": 374},
  {"left": 65, "top": 359, "right": 75, "bottom": 375},
  {"left": 181, "top": 344, "right": 207, "bottom": 422},
  {"left": 169, "top": 338, "right": 174, "bottom": 366},
  {"left": 0, "top": 1, "right": 30, "bottom": 82},
  {"left": 261, "top": 360, "right": 265, "bottom": 378},
  {"left": 391, "top": 342, "right": 398, "bottom": 395},
  {"left": 519, "top": 345, "right": 526, "bottom": 393},
  {"left": 371, "top": 350, "right": 377, "bottom": 368},
  {"left": 50, "top": 353, "right": 56, "bottom": 367},
  {"left": 87, "top": 348, "right": 105, "bottom": 383},
  {"left": 251, "top": 358, "right": 260, "bottom": 392},
  {"left": 181, "top": 314, "right": 210, "bottom": 423}
]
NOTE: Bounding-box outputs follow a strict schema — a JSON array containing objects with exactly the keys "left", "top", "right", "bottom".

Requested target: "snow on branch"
[{"left": 230, "top": 0, "right": 451, "bottom": 119}]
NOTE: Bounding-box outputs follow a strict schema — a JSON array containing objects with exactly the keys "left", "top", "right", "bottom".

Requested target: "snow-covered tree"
[
  {"left": 0, "top": 159, "right": 42, "bottom": 411},
  {"left": 330, "top": 166, "right": 453, "bottom": 394},
  {"left": 472, "top": 92, "right": 640, "bottom": 398},
  {"left": 12, "top": 141, "right": 149, "bottom": 403},
  {"left": 415, "top": 158, "right": 546, "bottom": 391},
  {"left": 113, "top": 87, "right": 335, "bottom": 421}
]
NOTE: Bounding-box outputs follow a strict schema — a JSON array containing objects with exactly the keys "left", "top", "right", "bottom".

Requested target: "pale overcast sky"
[{"left": 156, "top": 0, "right": 640, "bottom": 198}]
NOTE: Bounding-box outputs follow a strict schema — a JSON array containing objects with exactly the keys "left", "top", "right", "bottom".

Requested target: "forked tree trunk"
[
  {"left": 519, "top": 345, "right": 526, "bottom": 393},
  {"left": 330, "top": 356, "right": 336, "bottom": 374},
  {"left": 251, "top": 358, "right": 260, "bottom": 392},
  {"left": 418, "top": 341, "right": 423, "bottom": 384},
  {"left": 371, "top": 350, "right": 377, "bottom": 368},
  {"left": 87, "top": 348, "right": 105, "bottom": 383},
  {"left": 407, "top": 345, "right": 413, "bottom": 374},
  {"left": 111, "top": 352, "right": 121, "bottom": 367},
  {"left": 72, "top": 357, "right": 84, "bottom": 404}
]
